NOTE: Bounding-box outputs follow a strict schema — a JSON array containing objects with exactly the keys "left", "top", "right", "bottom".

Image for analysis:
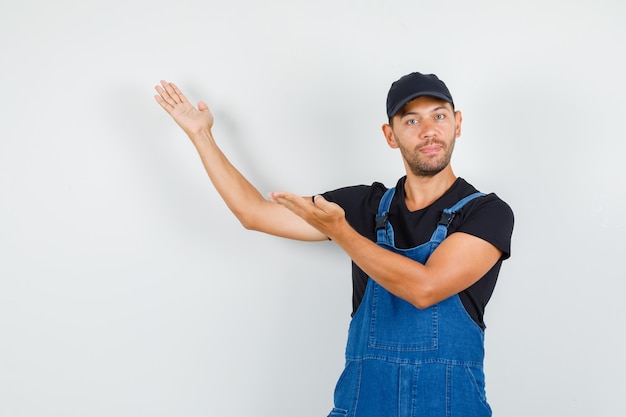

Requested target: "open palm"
[{"left": 154, "top": 80, "right": 214, "bottom": 137}]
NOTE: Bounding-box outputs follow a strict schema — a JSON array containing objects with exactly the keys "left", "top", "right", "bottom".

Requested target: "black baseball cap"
[{"left": 386, "top": 72, "right": 454, "bottom": 119}]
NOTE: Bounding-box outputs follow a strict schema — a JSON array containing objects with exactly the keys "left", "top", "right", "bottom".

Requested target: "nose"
[{"left": 419, "top": 118, "right": 437, "bottom": 140}]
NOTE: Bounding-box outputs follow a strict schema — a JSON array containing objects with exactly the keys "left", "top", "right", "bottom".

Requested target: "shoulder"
[
  {"left": 454, "top": 179, "right": 514, "bottom": 219},
  {"left": 451, "top": 179, "right": 515, "bottom": 259},
  {"left": 322, "top": 181, "right": 389, "bottom": 209}
]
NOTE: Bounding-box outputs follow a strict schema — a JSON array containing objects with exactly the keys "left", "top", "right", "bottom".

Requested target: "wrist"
[
  {"left": 188, "top": 129, "right": 214, "bottom": 147},
  {"left": 327, "top": 221, "right": 356, "bottom": 245}
]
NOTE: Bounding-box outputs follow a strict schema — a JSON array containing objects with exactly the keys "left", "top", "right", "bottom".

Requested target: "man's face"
[{"left": 384, "top": 96, "right": 462, "bottom": 177}]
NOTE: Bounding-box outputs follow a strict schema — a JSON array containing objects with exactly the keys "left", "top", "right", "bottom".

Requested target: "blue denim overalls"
[{"left": 329, "top": 187, "right": 491, "bottom": 417}]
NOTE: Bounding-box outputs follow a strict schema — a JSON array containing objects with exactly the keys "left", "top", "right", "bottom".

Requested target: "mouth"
[{"left": 419, "top": 144, "right": 444, "bottom": 154}]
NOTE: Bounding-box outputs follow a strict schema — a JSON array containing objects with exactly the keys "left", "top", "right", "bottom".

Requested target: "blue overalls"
[{"left": 328, "top": 188, "right": 491, "bottom": 417}]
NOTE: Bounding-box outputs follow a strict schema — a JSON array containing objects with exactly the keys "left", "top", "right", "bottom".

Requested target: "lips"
[{"left": 419, "top": 144, "right": 444, "bottom": 154}]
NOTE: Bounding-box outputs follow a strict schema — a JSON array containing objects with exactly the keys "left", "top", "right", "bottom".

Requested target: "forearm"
[
  {"left": 330, "top": 222, "right": 501, "bottom": 309},
  {"left": 189, "top": 129, "right": 265, "bottom": 227},
  {"left": 330, "top": 224, "right": 436, "bottom": 308}
]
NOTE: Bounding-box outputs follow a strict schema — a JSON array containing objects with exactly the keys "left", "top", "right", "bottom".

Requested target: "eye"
[
  {"left": 407, "top": 119, "right": 418, "bottom": 125},
  {"left": 434, "top": 114, "right": 445, "bottom": 120}
]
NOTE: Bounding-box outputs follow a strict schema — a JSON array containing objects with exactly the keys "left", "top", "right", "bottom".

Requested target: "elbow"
[
  {"left": 412, "top": 299, "right": 437, "bottom": 310},
  {"left": 234, "top": 211, "right": 259, "bottom": 231},
  {"left": 239, "top": 218, "right": 259, "bottom": 232},
  {"left": 408, "top": 286, "right": 439, "bottom": 310},
  {"left": 240, "top": 221, "right": 255, "bottom": 231}
]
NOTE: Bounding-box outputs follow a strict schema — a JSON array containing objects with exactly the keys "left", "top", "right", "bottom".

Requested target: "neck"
[{"left": 403, "top": 167, "right": 457, "bottom": 211}]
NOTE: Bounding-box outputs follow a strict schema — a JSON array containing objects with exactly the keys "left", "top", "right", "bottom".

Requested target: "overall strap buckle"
[
  {"left": 437, "top": 211, "right": 455, "bottom": 227},
  {"left": 430, "top": 192, "right": 487, "bottom": 244},
  {"left": 375, "top": 213, "right": 389, "bottom": 230}
]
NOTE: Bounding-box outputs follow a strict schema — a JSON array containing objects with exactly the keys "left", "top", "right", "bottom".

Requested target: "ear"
[
  {"left": 382, "top": 123, "right": 399, "bottom": 149},
  {"left": 454, "top": 110, "right": 463, "bottom": 138}
]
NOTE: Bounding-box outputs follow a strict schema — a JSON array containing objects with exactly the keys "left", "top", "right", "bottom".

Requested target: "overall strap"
[
  {"left": 376, "top": 188, "right": 486, "bottom": 246},
  {"left": 430, "top": 192, "right": 486, "bottom": 243},
  {"left": 375, "top": 187, "right": 396, "bottom": 245}
]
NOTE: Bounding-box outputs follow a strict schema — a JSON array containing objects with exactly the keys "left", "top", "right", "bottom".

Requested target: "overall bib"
[{"left": 329, "top": 188, "right": 491, "bottom": 417}]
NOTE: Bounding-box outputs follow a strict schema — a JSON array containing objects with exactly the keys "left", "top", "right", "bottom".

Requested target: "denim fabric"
[{"left": 329, "top": 188, "right": 491, "bottom": 417}]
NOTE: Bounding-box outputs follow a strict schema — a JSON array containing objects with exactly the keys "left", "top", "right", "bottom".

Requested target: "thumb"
[
  {"left": 314, "top": 195, "right": 344, "bottom": 216},
  {"left": 198, "top": 100, "right": 208, "bottom": 111},
  {"left": 313, "top": 194, "right": 330, "bottom": 207}
]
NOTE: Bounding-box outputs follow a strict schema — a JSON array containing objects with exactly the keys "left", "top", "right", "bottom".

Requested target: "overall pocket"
[
  {"left": 447, "top": 365, "right": 492, "bottom": 416},
  {"left": 332, "top": 360, "right": 361, "bottom": 415},
  {"left": 369, "top": 282, "right": 438, "bottom": 351}
]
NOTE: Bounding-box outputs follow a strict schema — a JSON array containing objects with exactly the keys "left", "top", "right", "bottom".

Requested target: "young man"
[{"left": 154, "top": 72, "right": 514, "bottom": 416}]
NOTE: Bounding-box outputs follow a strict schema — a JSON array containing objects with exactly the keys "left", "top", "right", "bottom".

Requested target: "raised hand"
[{"left": 154, "top": 80, "right": 213, "bottom": 137}]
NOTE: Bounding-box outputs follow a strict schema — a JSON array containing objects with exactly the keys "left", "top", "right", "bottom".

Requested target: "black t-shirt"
[{"left": 322, "top": 177, "right": 514, "bottom": 328}]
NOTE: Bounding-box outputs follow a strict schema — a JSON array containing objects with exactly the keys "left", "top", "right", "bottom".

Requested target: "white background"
[{"left": 1, "top": 0, "right": 625, "bottom": 416}]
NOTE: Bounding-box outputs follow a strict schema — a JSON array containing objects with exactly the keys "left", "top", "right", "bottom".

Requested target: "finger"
[
  {"left": 160, "top": 80, "right": 181, "bottom": 105},
  {"left": 168, "top": 82, "right": 190, "bottom": 104},
  {"left": 154, "top": 90, "right": 175, "bottom": 113},
  {"left": 271, "top": 192, "right": 310, "bottom": 213},
  {"left": 155, "top": 83, "right": 177, "bottom": 109},
  {"left": 270, "top": 191, "right": 295, "bottom": 207},
  {"left": 313, "top": 195, "right": 345, "bottom": 220},
  {"left": 267, "top": 191, "right": 279, "bottom": 203},
  {"left": 154, "top": 93, "right": 170, "bottom": 111},
  {"left": 312, "top": 194, "right": 325, "bottom": 204},
  {"left": 275, "top": 192, "right": 307, "bottom": 205},
  {"left": 161, "top": 80, "right": 185, "bottom": 106},
  {"left": 312, "top": 195, "right": 334, "bottom": 212}
]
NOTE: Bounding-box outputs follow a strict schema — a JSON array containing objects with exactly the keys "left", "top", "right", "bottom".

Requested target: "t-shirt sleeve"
[
  {"left": 457, "top": 194, "right": 515, "bottom": 260},
  {"left": 321, "top": 185, "right": 367, "bottom": 210},
  {"left": 321, "top": 183, "right": 385, "bottom": 237}
]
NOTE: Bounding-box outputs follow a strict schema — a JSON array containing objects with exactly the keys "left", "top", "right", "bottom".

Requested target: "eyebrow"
[{"left": 399, "top": 105, "right": 451, "bottom": 118}]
